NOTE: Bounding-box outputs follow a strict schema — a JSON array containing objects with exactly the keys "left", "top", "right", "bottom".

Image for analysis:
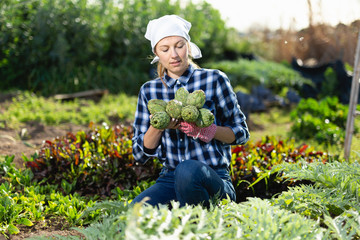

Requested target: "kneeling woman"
[{"left": 131, "top": 15, "right": 250, "bottom": 207}]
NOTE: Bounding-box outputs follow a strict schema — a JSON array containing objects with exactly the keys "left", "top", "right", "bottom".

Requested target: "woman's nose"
[{"left": 170, "top": 48, "right": 179, "bottom": 58}]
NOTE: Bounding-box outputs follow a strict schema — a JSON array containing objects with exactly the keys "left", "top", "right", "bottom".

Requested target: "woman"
[{"left": 132, "top": 15, "right": 250, "bottom": 207}]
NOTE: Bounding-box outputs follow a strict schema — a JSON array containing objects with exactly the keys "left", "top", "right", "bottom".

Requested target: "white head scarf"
[{"left": 145, "top": 15, "right": 202, "bottom": 64}]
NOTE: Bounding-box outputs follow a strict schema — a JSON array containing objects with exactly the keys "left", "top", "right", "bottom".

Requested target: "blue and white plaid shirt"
[{"left": 132, "top": 64, "right": 250, "bottom": 170}]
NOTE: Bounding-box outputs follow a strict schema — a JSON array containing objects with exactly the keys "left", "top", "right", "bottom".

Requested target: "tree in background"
[{"left": 0, "top": 0, "right": 230, "bottom": 96}]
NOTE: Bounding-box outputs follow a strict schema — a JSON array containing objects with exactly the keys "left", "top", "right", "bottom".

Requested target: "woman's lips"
[{"left": 170, "top": 60, "right": 181, "bottom": 66}]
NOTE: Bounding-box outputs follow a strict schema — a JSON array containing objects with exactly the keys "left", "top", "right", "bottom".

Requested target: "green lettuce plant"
[{"left": 0, "top": 182, "right": 33, "bottom": 236}]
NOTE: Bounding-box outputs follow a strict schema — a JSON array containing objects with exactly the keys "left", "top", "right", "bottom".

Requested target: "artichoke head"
[
  {"left": 181, "top": 105, "right": 199, "bottom": 122},
  {"left": 186, "top": 89, "right": 206, "bottom": 109},
  {"left": 195, "top": 108, "right": 215, "bottom": 128},
  {"left": 150, "top": 111, "right": 170, "bottom": 129},
  {"left": 147, "top": 99, "right": 167, "bottom": 115},
  {"left": 175, "top": 87, "right": 189, "bottom": 105},
  {"left": 166, "top": 99, "right": 183, "bottom": 119}
]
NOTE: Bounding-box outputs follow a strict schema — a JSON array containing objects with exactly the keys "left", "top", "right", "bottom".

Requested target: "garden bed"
[
  {"left": 0, "top": 116, "right": 266, "bottom": 239},
  {"left": 0, "top": 122, "right": 86, "bottom": 170},
  {"left": 1, "top": 93, "right": 359, "bottom": 239},
  {"left": 0, "top": 123, "right": 87, "bottom": 239}
]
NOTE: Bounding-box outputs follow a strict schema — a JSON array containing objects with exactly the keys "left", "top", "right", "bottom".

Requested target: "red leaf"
[
  {"left": 265, "top": 145, "right": 274, "bottom": 153},
  {"left": 75, "top": 153, "right": 79, "bottom": 165},
  {"left": 299, "top": 144, "right": 308, "bottom": 153},
  {"left": 114, "top": 150, "right": 122, "bottom": 158},
  {"left": 66, "top": 132, "right": 77, "bottom": 141},
  {"left": 236, "top": 157, "right": 243, "bottom": 163},
  {"left": 26, "top": 161, "right": 40, "bottom": 170},
  {"left": 232, "top": 146, "right": 244, "bottom": 154}
]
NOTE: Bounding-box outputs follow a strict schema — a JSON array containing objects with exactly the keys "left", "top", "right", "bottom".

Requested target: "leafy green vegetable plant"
[
  {"left": 25, "top": 123, "right": 161, "bottom": 196},
  {"left": 271, "top": 160, "right": 360, "bottom": 238},
  {"left": 0, "top": 155, "right": 34, "bottom": 188},
  {"left": 0, "top": 155, "right": 99, "bottom": 238},
  {"left": 231, "top": 136, "right": 328, "bottom": 201},
  {"left": 205, "top": 59, "right": 312, "bottom": 95},
  {"left": 0, "top": 182, "right": 30, "bottom": 235},
  {"left": 44, "top": 192, "right": 97, "bottom": 226},
  {"left": 67, "top": 198, "right": 324, "bottom": 240},
  {"left": 290, "top": 96, "right": 357, "bottom": 145}
]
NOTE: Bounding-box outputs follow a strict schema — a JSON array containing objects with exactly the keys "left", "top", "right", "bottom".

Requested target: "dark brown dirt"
[
  {"left": 6, "top": 215, "right": 87, "bottom": 239},
  {"left": 9, "top": 226, "right": 84, "bottom": 240},
  {"left": 0, "top": 122, "right": 86, "bottom": 170}
]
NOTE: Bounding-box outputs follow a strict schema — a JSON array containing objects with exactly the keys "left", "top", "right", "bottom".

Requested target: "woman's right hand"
[
  {"left": 149, "top": 115, "right": 181, "bottom": 131},
  {"left": 166, "top": 117, "right": 181, "bottom": 130},
  {"left": 144, "top": 116, "right": 181, "bottom": 149}
]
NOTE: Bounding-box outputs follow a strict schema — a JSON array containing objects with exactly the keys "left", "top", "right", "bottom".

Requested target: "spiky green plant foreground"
[
  {"left": 28, "top": 198, "right": 323, "bottom": 240},
  {"left": 22, "top": 159, "right": 360, "bottom": 240}
]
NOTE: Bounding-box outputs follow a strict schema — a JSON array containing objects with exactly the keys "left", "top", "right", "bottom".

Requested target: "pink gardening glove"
[{"left": 179, "top": 122, "right": 217, "bottom": 143}]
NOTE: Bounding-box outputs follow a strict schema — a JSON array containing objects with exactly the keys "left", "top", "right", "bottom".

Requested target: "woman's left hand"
[{"left": 178, "top": 121, "right": 217, "bottom": 143}]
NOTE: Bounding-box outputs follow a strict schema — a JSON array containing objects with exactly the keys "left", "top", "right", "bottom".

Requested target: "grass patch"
[
  {"left": 248, "top": 107, "right": 293, "bottom": 141},
  {"left": 0, "top": 92, "right": 137, "bottom": 129}
]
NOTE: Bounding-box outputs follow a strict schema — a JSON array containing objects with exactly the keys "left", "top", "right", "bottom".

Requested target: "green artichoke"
[
  {"left": 150, "top": 111, "right": 170, "bottom": 129},
  {"left": 195, "top": 108, "right": 215, "bottom": 128},
  {"left": 147, "top": 99, "right": 167, "bottom": 115},
  {"left": 175, "top": 87, "right": 189, "bottom": 105},
  {"left": 181, "top": 105, "right": 199, "bottom": 122},
  {"left": 166, "top": 99, "right": 183, "bottom": 119},
  {"left": 186, "top": 89, "right": 206, "bottom": 109}
]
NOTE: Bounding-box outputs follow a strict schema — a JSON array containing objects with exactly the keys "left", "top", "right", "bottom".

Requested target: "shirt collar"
[{"left": 164, "top": 64, "right": 195, "bottom": 88}]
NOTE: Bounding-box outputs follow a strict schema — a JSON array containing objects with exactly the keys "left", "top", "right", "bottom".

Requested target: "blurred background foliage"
[
  {"left": 0, "top": 0, "right": 232, "bottom": 96},
  {"left": 0, "top": 0, "right": 359, "bottom": 97}
]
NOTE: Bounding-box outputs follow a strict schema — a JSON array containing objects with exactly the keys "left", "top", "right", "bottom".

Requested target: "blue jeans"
[{"left": 131, "top": 160, "right": 236, "bottom": 207}]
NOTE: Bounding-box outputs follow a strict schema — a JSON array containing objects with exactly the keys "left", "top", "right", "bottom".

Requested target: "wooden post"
[{"left": 344, "top": 32, "right": 360, "bottom": 160}]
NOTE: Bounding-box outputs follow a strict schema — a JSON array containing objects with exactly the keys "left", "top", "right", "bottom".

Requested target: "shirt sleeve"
[
  {"left": 132, "top": 87, "right": 161, "bottom": 164},
  {"left": 214, "top": 70, "right": 250, "bottom": 145}
]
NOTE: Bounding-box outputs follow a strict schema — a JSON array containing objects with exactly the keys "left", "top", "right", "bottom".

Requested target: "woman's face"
[{"left": 155, "top": 36, "right": 189, "bottom": 79}]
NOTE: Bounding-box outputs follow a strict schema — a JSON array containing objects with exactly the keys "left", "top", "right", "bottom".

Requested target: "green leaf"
[
  {"left": 284, "top": 198, "right": 293, "bottom": 206},
  {"left": 17, "top": 218, "right": 33, "bottom": 227},
  {"left": 8, "top": 223, "right": 19, "bottom": 234}
]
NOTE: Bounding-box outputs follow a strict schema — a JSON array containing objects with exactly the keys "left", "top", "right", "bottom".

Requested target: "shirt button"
[
  {"left": 180, "top": 138, "right": 183, "bottom": 142},
  {"left": 177, "top": 81, "right": 181, "bottom": 84}
]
